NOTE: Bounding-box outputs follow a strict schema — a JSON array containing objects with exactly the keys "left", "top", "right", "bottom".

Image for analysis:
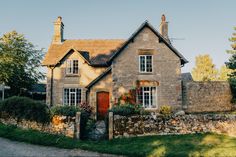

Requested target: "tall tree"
[
  {"left": 0, "top": 31, "right": 44, "bottom": 96},
  {"left": 192, "top": 54, "right": 218, "bottom": 81},
  {"left": 226, "top": 27, "right": 236, "bottom": 101}
]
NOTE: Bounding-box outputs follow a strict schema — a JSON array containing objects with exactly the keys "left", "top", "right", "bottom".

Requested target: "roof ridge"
[{"left": 65, "top": 39, "right": 125, "bottom": 41}]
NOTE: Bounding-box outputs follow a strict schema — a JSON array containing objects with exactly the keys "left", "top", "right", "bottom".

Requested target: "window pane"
[
  {"left": 144, "top": 92, "right": 149, "bottom": 108},
  {"left": 70, "top": 92, "right": 76, "bottom": 106},
  {"left": 73, "top": 60, "right": 79, "bottom": 74},
  {"left": 66, "top": 60, "right": 72, "bottom": 74},
  {"left": 151, "top": 87, "right": 156, "bottom": 108},
  {"left": 76, "top": 89, "right": 82, "bottom": 105},
  {"left": 146, "top": 56, "right": 152, "bottom": 72},
  {"left": 140, "top": 56, "right": 145, "bottom": 72},
  {"left": 64, "top": 88, "right": 69, "bottom": 105},
  {"left": 137, "top": 87, "right": 143, "bottom": 105}
]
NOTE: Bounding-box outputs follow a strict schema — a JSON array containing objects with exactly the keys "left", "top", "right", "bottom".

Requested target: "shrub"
[
  {"left": 0, "top": 96, "right": 50, "bottom": 123},
  {"left": 109, "top": 103, "right": 144, "bottom": 116},
  {"left": 159, "top": 105, "right": 172, "bottom": 116},
  {"left": 50, "top": 106, "right": 80, "bottom": 117},
  {"left": 79, "top": 102, "right": 93, "bottom": 113},
  {"left": 229, "top": 78, "right": 236, "bottom": 103}
]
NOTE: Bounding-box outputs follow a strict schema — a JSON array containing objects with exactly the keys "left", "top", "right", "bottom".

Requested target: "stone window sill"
[{"left": 65, "top": 74, "right": 80, "bottom": 77}]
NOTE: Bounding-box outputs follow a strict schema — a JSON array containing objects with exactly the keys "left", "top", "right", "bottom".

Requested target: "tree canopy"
[
  {"left": 0, "top": 31, "right": 44, "bottom": 96},
  {"left": 192, "top": 54, "right": 218, "bottom": 81},
  {"left": 225, "top": 27, "right": 236, "bottom": 101}
]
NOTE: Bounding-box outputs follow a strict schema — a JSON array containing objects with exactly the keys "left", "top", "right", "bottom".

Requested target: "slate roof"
[
  {"left": 181, "top": 72, "right": 193, "bottom": 82},
  {"left": 42, "top": 39, "right": 125, "bottom": 66}
]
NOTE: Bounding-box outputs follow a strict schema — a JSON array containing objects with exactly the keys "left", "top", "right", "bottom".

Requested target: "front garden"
[
  {"left": 1, "top": 96, "right": 236, "bottom": 156},
  {"left": 1, "top": 123, "right": 236, "bottom": 157}
]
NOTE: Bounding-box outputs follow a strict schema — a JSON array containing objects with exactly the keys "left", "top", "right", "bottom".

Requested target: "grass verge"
[{"left": 1, "top": 123, "right": 236, "bottom": 157}]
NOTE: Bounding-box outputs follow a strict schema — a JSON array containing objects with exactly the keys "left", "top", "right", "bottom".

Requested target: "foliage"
[
  {"left": 159, "top": 105, "right": 172, "bottom": 116},
  {"left": 74, "top": 101, "right": 94, "bottom": 139},
  {"left": 118, "top": 89, "right": 137, "bottom": 105},
  {"left": 217, "top": 65, "right": 232, "bottom": 81},
  {"left": 0, "top": 96, "right": 50, "bottom": 123},
  {"left": 0, "top": 31, "right": 44, "bottom": 96},
  {"left": 1, "top": 123, "right": 236, "bottom": 157},
  {"left": 226, "top": 27, "right": 236, "bottom": 54},
  {"left": 192, "top": 54, "right": 218, "bottom": 81},
  {"left": 50, "top": 106, "right": 80, "bottom": 117},
  {"left": 226, "top": 27, "right": 236, "bottom": 102},
  {"left": 79, "top": 102, "right": 93, "bottom": 113},
  {"left": 80, "top": 111, "right": 92, "bottom": 140},
  {"left": 228, "top": 78, "right": 236, "bottom": 103},
  {"left": 109, "top": 103, "right": 145, "bottom": 116}
]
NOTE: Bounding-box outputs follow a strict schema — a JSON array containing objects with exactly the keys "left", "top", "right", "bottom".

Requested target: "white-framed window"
[
  {"left": 66, "top": 59, "right": 79, "bottom": 74},
  {"left": 63, "top": 88, "right": 82, "bottom": 106},
  {"left": 139, "top": 55, "right": 153, "bottom": 73},
  {"left": 137, "top": 87, "right": 157, "bottom": 108}
]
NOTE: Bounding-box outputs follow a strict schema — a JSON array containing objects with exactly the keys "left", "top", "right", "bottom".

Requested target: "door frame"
[{"left": 96, "top": 91, "right": 110, "bottom": 120}]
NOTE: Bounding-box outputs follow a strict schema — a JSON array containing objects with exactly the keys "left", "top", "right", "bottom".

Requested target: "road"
[{"left": 0, "top": 137, "right": 121, "bottom": 157}]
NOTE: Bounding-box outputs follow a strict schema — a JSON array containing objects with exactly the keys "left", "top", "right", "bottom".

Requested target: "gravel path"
[{"left": 0, "top": 137, "right": 122, "bottom": 157}]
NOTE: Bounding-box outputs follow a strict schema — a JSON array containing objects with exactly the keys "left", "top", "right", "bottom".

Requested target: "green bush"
[
  {"left": 50, "top": 106, "right": 80, "bottom": 117},
  {"left": 109, "top": 103, "right": 144, "bottom": 116},
  {"left": 0, "top": 96, "right": 50, "bottom": 123}
]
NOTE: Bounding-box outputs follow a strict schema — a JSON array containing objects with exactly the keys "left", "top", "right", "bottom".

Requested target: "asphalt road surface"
[{"left": 0, "top": 137, "right": 121, "bottom": 157}]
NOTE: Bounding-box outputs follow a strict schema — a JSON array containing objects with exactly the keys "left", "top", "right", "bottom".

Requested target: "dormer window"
[
  {"left": 66, "top": 59, "right": 79, "bottom": 74},
  {"left": 139, "top": 55, "right": 153, "bottom": 73}
]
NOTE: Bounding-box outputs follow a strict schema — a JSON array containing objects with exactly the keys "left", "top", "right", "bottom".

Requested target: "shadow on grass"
[{"left": 1, "top": 123, "right": 236, "bottom": 157}]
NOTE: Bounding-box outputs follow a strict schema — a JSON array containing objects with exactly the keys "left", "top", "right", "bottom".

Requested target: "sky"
[{"left": 1, "top": 0, "right": 236, "bottom": 73}]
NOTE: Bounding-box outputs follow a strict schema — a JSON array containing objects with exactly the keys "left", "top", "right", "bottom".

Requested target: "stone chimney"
[
  {"left": 159, "top": 14, "right": 169, "bottom": 40},
  {"left": 52, "top": 16, "right": 64, "bottom": 44}
]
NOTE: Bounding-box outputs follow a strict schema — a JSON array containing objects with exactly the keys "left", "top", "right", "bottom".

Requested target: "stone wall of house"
[
  {"left": 89, "top": 73, "right": 113, "bottom": 115},
  {"left": 182, "top": 81, "right": 232, "bottom": 113},
  {"left": 112, "top": 113, "right": 236, "bottom": 138},
  {"left": 46, "top": 50, "right": 106, "bottom": 106},
  {"left": 0, "top": 115, "right": 78, "bottom": 138},
  {"left": 111, "top": 27, "right": 182, "bottom": 110}
]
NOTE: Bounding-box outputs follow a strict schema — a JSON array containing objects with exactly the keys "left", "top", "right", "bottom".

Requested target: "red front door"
[{"left": 97, "top": 92, "right": 109, "bottom": 118}]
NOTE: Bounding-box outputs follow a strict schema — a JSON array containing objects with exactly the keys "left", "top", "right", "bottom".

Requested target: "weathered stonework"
[
  {"left": 46, "top": 51, "right": 106, "bottom": 105},
  {"left": 0, "top": 115, "right": 77, "bottom": 138},
  {"left": 183, "top": 81, "right": 232, "bottom": 112},
  {"left": 89, "top": 73, "right": 113, "bottom": 115},
  {"left": 112, "top": 27, "right": 182, "bottom": 110},
  {"left": 113, "top": 113, "right": 236, "bottom": 138}
]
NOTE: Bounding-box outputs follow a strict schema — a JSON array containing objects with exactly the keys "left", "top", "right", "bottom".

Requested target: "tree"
[
  {"left": 226, "top": 27, "right": 236, "bottom": 101},
  {"left": 217, "top": 65, "right": 232, "bottom": 81},
  {"left": 192, "top": 54, "right": 218, "bottom": 81},
  {"left": 0, "top": 31, "right": 44, "bottom": 96}
]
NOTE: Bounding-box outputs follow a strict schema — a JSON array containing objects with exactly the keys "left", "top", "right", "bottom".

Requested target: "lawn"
[{"left": 0, "top": 123, "right": 236, "bottom": 157}]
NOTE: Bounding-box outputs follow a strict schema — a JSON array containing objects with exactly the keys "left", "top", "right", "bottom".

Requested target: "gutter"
[{"left": 49, "top": 66, "right": 55, "bottom": 107}]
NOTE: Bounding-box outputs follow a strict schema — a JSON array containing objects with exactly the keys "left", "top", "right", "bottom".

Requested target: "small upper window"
[
  {"left": 139, "top": 55, "right": 153, "bottom": 73},
  {"left": 66, "top": 59, "right": 79, "bottom": 74}
]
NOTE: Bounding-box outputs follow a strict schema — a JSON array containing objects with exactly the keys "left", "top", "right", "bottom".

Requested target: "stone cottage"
[{"left": 42, "top": 15, "right": 188, "bottom": 118}]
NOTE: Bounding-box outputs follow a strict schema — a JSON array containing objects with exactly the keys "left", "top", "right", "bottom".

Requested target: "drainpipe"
[{"left": 49, "top": 66, "right": 55, "bottom": 107}]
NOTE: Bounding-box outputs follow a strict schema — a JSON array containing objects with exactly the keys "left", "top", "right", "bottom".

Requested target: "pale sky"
[{"left": 1, "top": 0, "right": 236, "bottom": 73}]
